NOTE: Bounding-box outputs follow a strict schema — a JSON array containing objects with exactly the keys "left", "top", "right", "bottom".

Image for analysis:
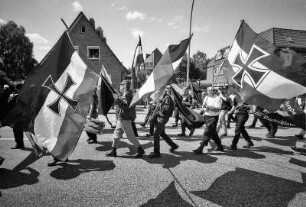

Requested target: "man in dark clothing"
[
  {"left": 229, "top": 95, "right": 254, "bottom": 150},
  {"left": 149, "top": 86, "right": 179, "bottom": 158},
  {"left": 177, "top": 88, "right": 195, "bottom": 137},
  {"left": 254, "top": 106, "right": 278, "bottom": 138},
  {"left": 86, "top": 89, "right": 99, "bottom": 144}
]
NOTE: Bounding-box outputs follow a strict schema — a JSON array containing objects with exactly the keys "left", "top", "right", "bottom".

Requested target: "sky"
[{"left": 1, "top": 0, "right": 306, "bottom": 69}]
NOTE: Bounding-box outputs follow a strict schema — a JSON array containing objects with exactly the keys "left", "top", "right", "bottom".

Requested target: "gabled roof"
[
  {"left": 68, "top": 12, "right": 127, "bottom": 73},
  {"left": 259, "top": 28, "right": 306, "bottom": 49},
  {"left": 144, "top": 48, "right": 162, "bottom": 65}
]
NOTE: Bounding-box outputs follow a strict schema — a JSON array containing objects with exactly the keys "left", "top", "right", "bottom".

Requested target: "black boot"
[
  {"left": 134, "top": 146, "right": 145, "bottom": 158},
  {"left": 193, "top": 142, "right": 205, "bottom": 155},
  {"left": 106, "top": 148, "right": 117, "bottom": 157}
]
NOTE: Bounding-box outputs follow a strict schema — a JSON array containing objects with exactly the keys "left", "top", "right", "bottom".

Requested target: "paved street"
[{"left": 1, "top": 107, "right": 306, "bottom": 207}]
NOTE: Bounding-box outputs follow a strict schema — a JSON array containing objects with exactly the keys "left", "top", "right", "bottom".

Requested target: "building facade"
[{"left": 68, "top": 12, "right": 127, "bottom": 90}]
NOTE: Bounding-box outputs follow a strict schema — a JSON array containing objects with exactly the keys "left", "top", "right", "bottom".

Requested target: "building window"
[
  {"left": 74, "top": 46, "right": 79, "bottom": 54},
  {"left": 87, "top": 46, "right": 100, "bottom": 59},
  {"left": 81, "top": 25, "right": 85, "bottom": 33}
]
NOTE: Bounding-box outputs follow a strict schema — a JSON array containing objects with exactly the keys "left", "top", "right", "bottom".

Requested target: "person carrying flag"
[
  {"left": 106, "top": 80, "right": 145, "bottom": 158},
  {"left": 193, "top": 86, "right": 223, "bottom": 155},
  {"left": 148, "top": 85, "right": 179, "bottom": 158}
]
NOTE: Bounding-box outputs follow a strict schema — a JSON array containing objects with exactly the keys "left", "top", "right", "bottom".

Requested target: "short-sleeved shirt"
[{"left": 203, "top": 95, "right": 222, "bottom": 116}]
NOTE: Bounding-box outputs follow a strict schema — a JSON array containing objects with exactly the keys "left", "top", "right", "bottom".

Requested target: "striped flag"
[
  {"left": 130, "top": 36, "right": 191, "bottom": 107},
  {"left": 2, "top": 32, "right": 99, "bottom": 161},
  {"left": 226, "top": 21, "right": 306, "bottom": 111},
  {"left": 131, "top": 35, "right": 145, "bottom": 89}
]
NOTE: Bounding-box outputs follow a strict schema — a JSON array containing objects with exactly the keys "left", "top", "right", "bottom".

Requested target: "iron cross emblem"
[
  {"left": 231, "top": 45, "right": 270, "bottom": 88},
  {"left": 42, "top": 74, "right": 79, "bottom": 116}
]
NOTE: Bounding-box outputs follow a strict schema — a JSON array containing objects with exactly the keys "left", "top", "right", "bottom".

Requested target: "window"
[
  {"left": 81, "top": 25, "right": 85, "bottom": 33},
  {"left": 74, "top": 46, "right": 79, "bottom": 54},
  {"left": 87, "top": 46, "right": 100, "bottom": 59}
]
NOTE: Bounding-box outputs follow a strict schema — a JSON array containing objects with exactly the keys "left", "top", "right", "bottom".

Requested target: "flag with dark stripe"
[
  {"left": 226, "top": 21, "right": 306, "bottom": 112},
  {"left": 2, "top": 32, "right": 99, "bottom": 161}
]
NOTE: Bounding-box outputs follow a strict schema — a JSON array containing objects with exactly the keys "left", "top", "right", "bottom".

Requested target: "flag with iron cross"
[
  {"left": 2, "top": 32, "right": 99, "bottom": 161},
  {"left": 226, "top": 20, "right": 306, "bottom": 112}
]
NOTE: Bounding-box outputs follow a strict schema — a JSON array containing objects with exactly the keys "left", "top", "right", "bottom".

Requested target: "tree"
[{"left": 0, "top": 21, "right": 37, "bottom": 81}]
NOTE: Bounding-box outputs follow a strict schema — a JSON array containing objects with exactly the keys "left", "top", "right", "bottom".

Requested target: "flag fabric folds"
[
  {"left": 131, "top": 35, "right": 145, "bottom": 89},
  {"left": 98, "top": 74, "right": 115, "bottom": 115},
  {"left": 226, "top": 21, "right": 306, "bottom": 111},
  {"left": 130, "top": 36, "right": 191, "bottom": 107},
  {"left": 2, "top": 32, "right": 99, "bottom": 161},
  {"left": 171, "top": 84, "right": 205, "bottom": 128}
]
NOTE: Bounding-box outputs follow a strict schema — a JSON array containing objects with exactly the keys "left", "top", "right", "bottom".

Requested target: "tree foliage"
[{"left": 0, "top": 21, "right": 37, "bottom": 81}]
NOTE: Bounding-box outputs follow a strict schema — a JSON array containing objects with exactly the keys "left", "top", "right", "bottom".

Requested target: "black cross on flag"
[
  {"left": 231, "top": 45, "right": 270, "bottom": 88},
  {"left": 42, "top": 74, "right": 79, "bottom": 116}
]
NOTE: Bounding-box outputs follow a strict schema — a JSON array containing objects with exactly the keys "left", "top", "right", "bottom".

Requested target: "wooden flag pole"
[{"left": 186, "top": 0, "right": 195, "bottom": 83}]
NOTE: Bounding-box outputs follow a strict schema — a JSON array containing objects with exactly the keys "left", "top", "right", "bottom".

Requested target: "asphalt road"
[{"left": 1, "top": 107, "right": 306, "bottom": 207}]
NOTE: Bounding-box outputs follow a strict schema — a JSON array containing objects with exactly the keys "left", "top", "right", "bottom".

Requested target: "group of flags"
[{"left": 2, "top": 20, "right": 306, "bottom": 161}]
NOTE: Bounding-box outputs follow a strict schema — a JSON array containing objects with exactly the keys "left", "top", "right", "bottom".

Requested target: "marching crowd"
[{"left": 0, "top": 80, "right": 306, "bottom": 167}]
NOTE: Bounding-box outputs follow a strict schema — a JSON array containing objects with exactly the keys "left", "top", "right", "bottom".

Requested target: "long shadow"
[
  {"left": 143, "top": 151, "right": 218, "bottom": 169},
  {"left": 190, "top": 167, "right": 306, "bottom": 207},
  {"left": 289, "top": 157, "right": 306, "bottom": 168},
  {"left": 213, "top": 148, "right": 266, "bottom": 159},
  {"left": 251, "top": 146, "right": 294, "bottom": 155},
  {"left": 50, "top": 159, "right": 116, "bottom": 180},
  {"left": 264, "top": 136, "right": 297, "bottom": 147},
  {"left": 95, "top": 140, "right": 154, "bottom": 156},
  {"left": 140, "top": 181, "right": 193, "bottom": 207},
  {"left": 0, "top": 167, "right": 39, "bottom": 189}
]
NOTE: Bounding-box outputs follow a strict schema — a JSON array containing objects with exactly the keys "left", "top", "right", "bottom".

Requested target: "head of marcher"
[
  {"left": 119, "top": 80, "right": 131, "bottom": 94},
  {"left": 207, "top": 86, "right": 216, "bottom": 97},
  {"left": 164, "top": 85, "right": 171, "bottom": 96}
]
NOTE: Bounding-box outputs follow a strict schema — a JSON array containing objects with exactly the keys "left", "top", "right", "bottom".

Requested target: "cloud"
[
  {"left": 0, "top": 18, "right": 7, "bottom": 25},
  {"left": 71, "top": 1, "right": 83, "bottom": 12},
  {"left": 168, "top": 21, "right": 180, "bottom": 29},
  {"left": 130, "top": 28, "right": 144, "bottom": 39},
  {"left": 118, "top": 6, "right": 126, "bottom": 10},
  {"left": 149, "top": 17, "right": 163, "bottom": 22},
  {"left": 111, "top": 3, "right": 115, "bottom": 7},
  {"left": 26, "top": 33, "right": 49, "bottom": 44},
  {"left": 126, "top": 11, "right": 146, "bottom": 21},
  {"left": 193, "top": 25, "right": 209, "bottom": 35},
  {"left": 174, "top": 15, "right": 184, "bottom": 20}
]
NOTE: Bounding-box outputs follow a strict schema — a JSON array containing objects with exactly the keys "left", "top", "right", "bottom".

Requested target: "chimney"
[{"left": 89, "top": 18, "right": 95, "bottom": 28}]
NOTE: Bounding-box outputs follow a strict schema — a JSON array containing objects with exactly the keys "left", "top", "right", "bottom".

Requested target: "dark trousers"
[
  {"left": 153, "top": 117, "right": 177, "bottom": 153},
  {"left": 202, "top": 115, "right": 222, "bottom": 147},
  {"left": 232, "top": 113, "right": 251, "bottom": 145},
  {"left": 143, "top": 105, "right": 156, "bottom": 125},
  {"left": 13, "top": 126, "right": 24, "bottom": 147},
  {"left": 173, "top": 107, "right": 180, "bottom": 123},
  {"left": 260, "top": 118, "right": 278, "bottom": 136},
  {"left": 181, "top": 116, "right": 194, "bottom": 134},
  {"left": 86, "top": 132, "right": 97, "bottom": 141},
  {"left": 132, "top": 121, "right": 139, "bottom": 137},
  {"left": 250, "top": 115, "right": 258, "bottom": 126},
  {"left": 227, "top": 113, "right": 236, "bottom": 125}
]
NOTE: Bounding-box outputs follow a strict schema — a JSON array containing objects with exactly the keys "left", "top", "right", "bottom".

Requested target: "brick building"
[
  {"left": 140, "top": 48, "right": 162, "bottom": 75},
  {"left": 68, "top": 12, "right": 127, "bottom": 90}
]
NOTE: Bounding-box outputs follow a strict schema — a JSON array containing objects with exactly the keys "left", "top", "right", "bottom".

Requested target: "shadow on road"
[
  {"left": 0, "top": 167, "right": 39, "bottom": 190},
  {"left": 190, "top": 167, "right": 306, "bottom": 207},
  {"left": 143, "top": 151, "right": 218, "bottom": 169},
  {"left": 140, "top": 181, "right": 193, "bottom": 207},
  {"left": 50, "top": 159, "right": 116, "bottom": 180},
  {"left": 264, "top": 136, "right": 297, "bottom": 147}
]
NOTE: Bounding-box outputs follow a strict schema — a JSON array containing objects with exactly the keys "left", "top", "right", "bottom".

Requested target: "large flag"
[
  {"left": 2, "top": 32, "right": 99, "bottom": 161},
  {"left": 130, "top": 36, "right": 191, "bottom": 107},
  {"left": 171, "top": 84, "right": 205, "bottom": 128},
  {"left": 131, "top": 35, "right": 145, "bottom": 89},
  {"left": 226, "top": 21, "right": 306, "bottom": 111}
]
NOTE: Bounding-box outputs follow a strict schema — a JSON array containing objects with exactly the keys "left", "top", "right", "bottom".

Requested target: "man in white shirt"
[{"left": 193, "top": 87, "right": 223, "bottom": 154}]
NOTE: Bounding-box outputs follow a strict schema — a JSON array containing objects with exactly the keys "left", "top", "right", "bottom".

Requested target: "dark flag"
[
  {"left": 226, "top": 21, "right": 306, "bottom": 112},
  {"left": 98, "top": 74, "right": 115, "bottom": 115},
  {"left": 2, "top": 32, "right": 99, "bottom": 161},
  {"left": 171, "top": 85, "right": 205, "bottom": 128}
]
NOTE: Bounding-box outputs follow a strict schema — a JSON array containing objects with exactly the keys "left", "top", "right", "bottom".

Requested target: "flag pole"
[
  {"left": 131, "top": 36, "right": 140, "bottom": 90},
  {"left": 186, "top": 0, "right": 195, "bottom": 83}
]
